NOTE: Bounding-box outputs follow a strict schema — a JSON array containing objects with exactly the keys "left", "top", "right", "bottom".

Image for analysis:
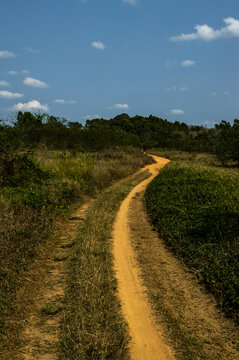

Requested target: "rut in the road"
[
  {"left": 21, "top": 201, "right": 92, "bottom": 360},
  {"left": 112, "top": 156, "right": 175, "bottom": 360}
]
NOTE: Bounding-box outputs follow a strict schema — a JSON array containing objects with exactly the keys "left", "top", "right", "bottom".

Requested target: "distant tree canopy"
[{"left": 0, "top": 111, "right": 239, "bottom": 165}]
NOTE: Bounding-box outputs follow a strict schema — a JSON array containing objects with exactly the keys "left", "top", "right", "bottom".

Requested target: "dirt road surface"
[{"left": 112, "top": 156, "right": 175, "bottom": 360}]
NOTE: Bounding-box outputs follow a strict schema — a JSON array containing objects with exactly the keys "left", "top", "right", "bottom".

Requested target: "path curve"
[{"left": 113, "top": 155, "right": 174, "bottom": 360}]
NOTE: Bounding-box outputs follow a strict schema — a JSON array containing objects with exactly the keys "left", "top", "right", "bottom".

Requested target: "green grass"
[
  {"left": 145, "top": 158, "right": 239, "bottom": 321},
  {"left": 60, "top": 170, "right": 150, "bottom": 360},
  {"left": 0, "top": 146, "right": 152, "bottom": 358}
]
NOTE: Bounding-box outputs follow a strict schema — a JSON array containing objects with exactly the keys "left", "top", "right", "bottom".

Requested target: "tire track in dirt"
[
  {"left": 21, "top": 200, "right": 93, "bottom": 360},
  {"left": 112, "top": 156, "right": 175, "bottom": 360}
]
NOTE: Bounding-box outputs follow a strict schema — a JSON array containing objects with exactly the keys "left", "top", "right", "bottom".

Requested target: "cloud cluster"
[
  {"left": 13, "top": 100, "right": 49, "bottom": 112},
  {"left": 8, "top": 71, "right": 18, "bottom": 75},
  {"left": 54, "top": 99, "right": 76, "bottom": 104},
  {"left": 91, "top": 41, "right": 105, "bottom": 50},
  {"left": 114, "top": 103, "right": 129, "bottom": 109},
  {"left": 171, "top": 109, "right": 185, "bottom": 115},
  {"left": 23, "top": 77, "right": 49, "bottom": 88},
  {"left": 0, "top": 50, "right": 16, "bottom": 58},
  {"left": 181, "top": 60, "right": 195, "bottom": 67},
  {"left": 171, "top": 17, "right": 239, "bottom": 42},
  {"left": 24, "top": 47, "right": 40, "bottom": 54},
  {"left": 8, "top": 70, "right": 29, "bottom": 76},
  {"left": 83, "top": 114, "right": 100, "bottom": 120},
  {"left": 0, "top": 81, "right": 10, "bottom": 87},
  {"left": 0, "top": 91, "right": 24, "bottom": 99}
]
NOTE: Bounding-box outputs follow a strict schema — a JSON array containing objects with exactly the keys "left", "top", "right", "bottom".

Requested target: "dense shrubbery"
[
  {"left": 1, "top": 111, "right": 239, "bottom": 165},
  {"left": 146, "top": 163, "right": 239, "bottom": 320}
]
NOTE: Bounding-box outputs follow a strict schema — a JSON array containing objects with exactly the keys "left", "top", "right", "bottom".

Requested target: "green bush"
[{"left": 146, "top": 163, "right": 239, "bottom": 320}]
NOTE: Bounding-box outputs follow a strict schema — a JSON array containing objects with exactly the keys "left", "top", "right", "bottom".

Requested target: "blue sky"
[{"left": 0, "top": 0, "right": 238, "bottom": 126}]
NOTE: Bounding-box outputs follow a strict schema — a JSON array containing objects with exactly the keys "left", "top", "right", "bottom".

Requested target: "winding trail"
[{"left": 113, "top": 156, "right": 174, "bottom": 360}]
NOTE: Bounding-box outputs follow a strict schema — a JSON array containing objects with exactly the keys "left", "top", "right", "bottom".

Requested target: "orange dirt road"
[{"left": 113, "top": 156, "right": 175, "bottom": 360}]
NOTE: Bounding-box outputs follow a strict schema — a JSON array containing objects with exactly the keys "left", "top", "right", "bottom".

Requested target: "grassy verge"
[
  {"left": 145, "top": 151, "right": 239, "bottom": 321},
  {"left": 60, "top": 170, "right": 150, "bottom": 360},
  {"left": 0, "top": 147, "right": 152, "bottom": 356}
]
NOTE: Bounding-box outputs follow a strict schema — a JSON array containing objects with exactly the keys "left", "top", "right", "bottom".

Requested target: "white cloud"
[
  {"left": 210, "top": 91, "right": 218, "bottom": 96},
  {"left": 23, "top": 77, "right": 49, "bottom": 88},
  {"left": 0, "top": 90, "right": 24, "bottom": 99},
  {"left": 91, "top": 41, "right": 105, "bottom": 50},
  {"left": 13, "top": 100, "right": 49, "bottom": 112},
  {"left": 83, "top": 114, "right": 100, "bottom": 120},
  {"left": 8, "top": 70, "right": 29, "bottom": 76},
  {"left": 0, "top": 81, "right": 10, "bottom": 87},
  {"left": 114, "top": 103, "right": 129, "bottom": 109},
  {"left": 54, "top": 99, "right": 76, "bottom": 104},
  {"left": 224, "top": 91, "right": 230, "bottom": 96},
  {"left": 0, "top": 50, "right": 16, "bottom": 58},
  {"left": 24, "top": 47, "right": 40, "bottom": 54},
  {"left": 171, "top": 109, "right": 185, "bottom": 115},
  {"left": 54, "top": 99, "right": 65, "bottom": 104},
  {"left": 8, "top": 70, "right": 18, "bottom": 75},
  {"left": 180, "top": 86, "right": 188, "bottom": 91},
  {"left": 170, "top": 17, "right": 239, "bottom": 42},
  {"left": 181, "top": 60, "right": 195, "bottom": 67},
  {"left": 122, "top": 0, "right": 137, "bottom": 5}
]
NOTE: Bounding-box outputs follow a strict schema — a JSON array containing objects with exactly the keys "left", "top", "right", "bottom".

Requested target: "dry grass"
[
  {"left": 0, "top": 147, "right": 152, "bottom": 358},
  {"left": 60, "top": 170, "right": 150, "bottom": 360}
]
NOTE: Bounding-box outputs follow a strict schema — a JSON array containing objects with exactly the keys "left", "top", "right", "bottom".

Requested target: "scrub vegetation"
[
  {"left": 1, "top": 110, "right": 239, "bottom": 358},
  {"left": 145, "top": 150, "right": 239, "bottom": 321},
  {"left": 60, "top": 170, "right": 150, "bottom": 360},
  {"left": 0, "top": 144, "right": 151, "bottom": 356}
]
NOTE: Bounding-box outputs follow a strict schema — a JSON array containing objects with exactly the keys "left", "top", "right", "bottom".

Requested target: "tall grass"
[
  {"left": 0, "top": 146, "right": 152, "bottom": 355},
  {"left": 145, "top": 159, "right": 239, "bottom": 321},
  {"left": 60, "top": 170, "right": 150, "bottom": 360}
]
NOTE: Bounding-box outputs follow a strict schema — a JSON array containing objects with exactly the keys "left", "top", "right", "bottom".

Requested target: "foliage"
[
  {"left": 1, "top": 112, "right": 239, "bottom": 165},
  {"left": 145, "top": 162, "right": 239, "bottom": 320}
]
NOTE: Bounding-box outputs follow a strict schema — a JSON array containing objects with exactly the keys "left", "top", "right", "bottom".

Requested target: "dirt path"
[
  {"left": 113, "top": 156, "right": 175, "bottom": 360},
  {"left": 129, "top": 188, "right": 239, "bottom": 360},
  {"left": 21, "top": 200, "right": 93, "bottom": 360}
]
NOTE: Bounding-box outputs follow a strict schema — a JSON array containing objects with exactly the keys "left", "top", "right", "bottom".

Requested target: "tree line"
[{"left": 0, "top": 111, "right": 239, "bottom": 165}]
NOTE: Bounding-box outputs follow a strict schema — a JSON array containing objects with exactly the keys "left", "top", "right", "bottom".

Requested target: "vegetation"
[
  {"left": 1, "top": 109, "right": 239, "bottom": 356},
  {"left": 0, "top": 146, "right": 151, "bottom": 356},
  {"left": 60, "top": 170, "right": 150, "bottom": 360},
  {"left": 145, "top": 152, "right": 239, "bottom": 321},
  {"left": 1, "top": 111, "right": 239, "bottom": 165}
]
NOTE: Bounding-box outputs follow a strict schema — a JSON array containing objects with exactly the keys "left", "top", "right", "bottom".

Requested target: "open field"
[
  {"left": 0, "top": 147, "right": 152, "bottom": 358},
  {"left": 1, "top": 146, "right": 239, "bottom": 359},
  {"left": 145, "top": 149, "right": 239, "bottom": 321}
]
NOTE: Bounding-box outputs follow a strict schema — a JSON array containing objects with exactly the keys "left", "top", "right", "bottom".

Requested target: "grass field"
[
  {"left": 0, "top": 146, "right": 152, "bottom": 356},
  {"left": 145, "top": 150, "right": 239, "bottom": 321},
  {"left": 60, "top": 169, "right": 150, "bottom": 359}
]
